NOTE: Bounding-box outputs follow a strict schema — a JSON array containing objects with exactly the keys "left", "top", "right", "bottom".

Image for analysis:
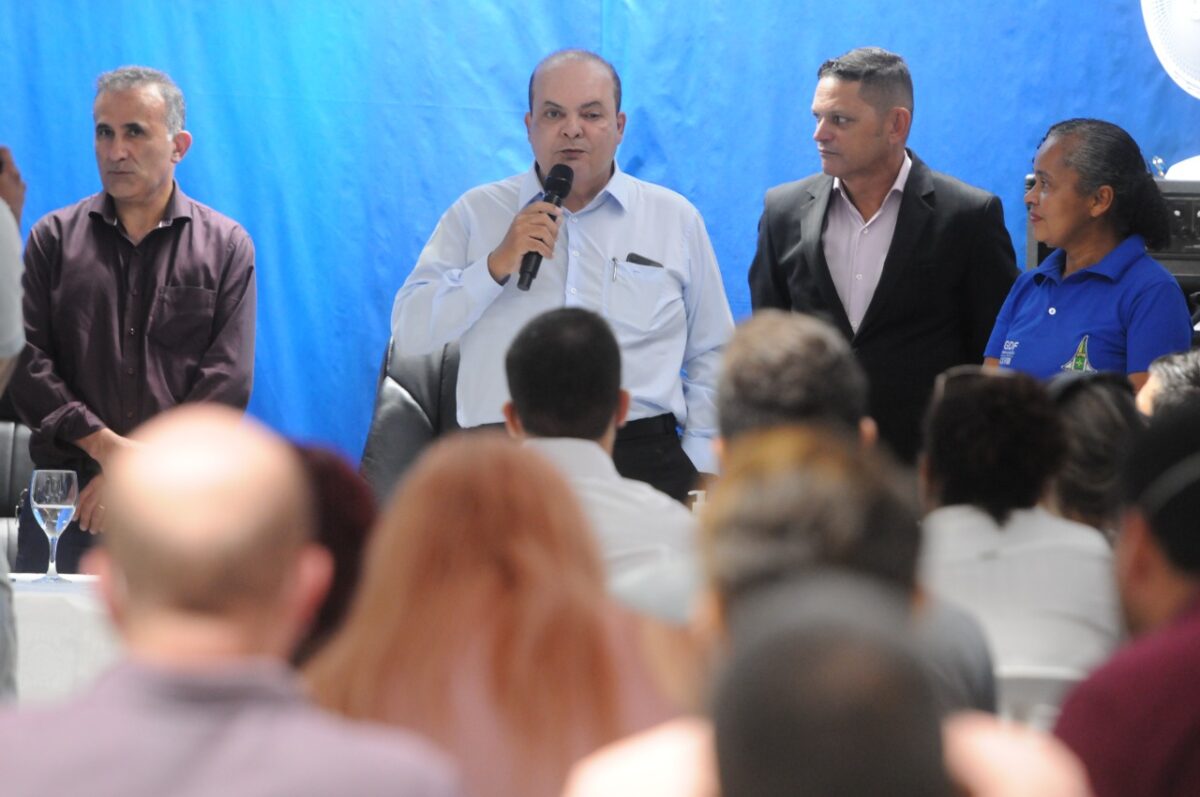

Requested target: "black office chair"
[
  {"left": 358, "top": 338, "right": 461, "bottom": 504},
  {"left": 0, "top": 420, "right": 33, "bottom": 570}
]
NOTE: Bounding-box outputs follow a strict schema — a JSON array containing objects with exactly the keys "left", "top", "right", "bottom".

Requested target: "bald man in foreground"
[{"left": 0, "top": 406, "right": 462, "bottom": 797}]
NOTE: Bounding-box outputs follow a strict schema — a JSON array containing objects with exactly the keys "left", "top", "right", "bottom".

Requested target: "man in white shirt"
[
  {"left": 503, "top": 308, "right": 696, "bottom": 583},
  {"left": 0, "top": 145, "right": 24, "bottom": 700},
  {"left": 392, "top": 49, "right": 734, "bottom": 502}
]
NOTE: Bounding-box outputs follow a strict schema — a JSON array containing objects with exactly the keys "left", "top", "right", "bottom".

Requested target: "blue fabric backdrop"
[{"left": 3, "top": 1, "right": 1198, "bottom": 460}]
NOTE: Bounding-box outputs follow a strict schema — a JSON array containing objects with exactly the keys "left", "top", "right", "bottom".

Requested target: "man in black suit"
[{"left": 748, "top": 47, "right": 1017, "bottom": 462}]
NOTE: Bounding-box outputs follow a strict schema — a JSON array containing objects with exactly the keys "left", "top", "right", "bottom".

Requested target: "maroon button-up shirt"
[{"left": 11, "top": 184, "right": 255, "bottom": 472}]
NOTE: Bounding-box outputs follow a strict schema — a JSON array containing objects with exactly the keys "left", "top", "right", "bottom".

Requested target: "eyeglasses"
[
  {"left": 1137, "top": 451, "right": 1200, "bottom": 520},
  {"left": 1045, "top": 370, "right": 1134, "bottom": 405},
  {"left": 931, "top": 364, "right": 1019, "bottom": 405}
]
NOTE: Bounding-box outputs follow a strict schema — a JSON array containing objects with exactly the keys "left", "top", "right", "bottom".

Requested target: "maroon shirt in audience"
[
  {"left": 11, "top": 185, "right": 255, "bottom": 471},
  {"left": 1054, "top": 597, "right": 1200, "bottom": 797}
]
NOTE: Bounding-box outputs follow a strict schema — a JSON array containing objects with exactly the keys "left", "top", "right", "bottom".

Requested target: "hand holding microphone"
[{"left": 485, "top": 164, "right": 574, "bottom": 288}]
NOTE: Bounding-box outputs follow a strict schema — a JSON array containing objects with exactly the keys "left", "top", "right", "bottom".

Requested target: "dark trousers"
[
  {"left": 611, "top": 414, "right": 699, "bottom": 504},
  {"left": 16, "top": 475, "right": 97, "bottom": 575}
]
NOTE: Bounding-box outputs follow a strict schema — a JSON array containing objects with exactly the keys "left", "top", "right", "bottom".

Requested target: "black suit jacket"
[{"left": 748, "top": 152, "right": 1017, "bottom": 461}]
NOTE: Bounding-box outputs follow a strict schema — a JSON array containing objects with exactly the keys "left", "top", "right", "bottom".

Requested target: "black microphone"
[{"left": 517, "top": 164, "right": 573, "bottom": 291}]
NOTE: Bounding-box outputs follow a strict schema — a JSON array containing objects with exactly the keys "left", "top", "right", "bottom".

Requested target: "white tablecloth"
[{"left": 11, "top": 574, "right": 120, "bottom": 703}]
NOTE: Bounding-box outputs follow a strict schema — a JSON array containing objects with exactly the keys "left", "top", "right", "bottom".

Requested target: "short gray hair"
[
  {"left": 718, "top": 310, "right": 868, "bottom": 441},
  {"left": 96, "top": 65, "right": 186, "bottom": 136}
]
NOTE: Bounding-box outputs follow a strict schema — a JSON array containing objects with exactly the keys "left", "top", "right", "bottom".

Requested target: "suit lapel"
[
  {"left": 800, "top": 178, "right": 854, "bottom": 338},
  {"left": 855, "top": 153, "right": 934, "bottom": 340}
]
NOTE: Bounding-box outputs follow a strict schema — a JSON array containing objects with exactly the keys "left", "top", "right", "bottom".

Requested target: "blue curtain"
[{"left": 3, "top": 1, "right": 1197, "bottom": 459}]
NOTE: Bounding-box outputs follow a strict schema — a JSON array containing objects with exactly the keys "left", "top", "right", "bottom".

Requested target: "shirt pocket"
[
  {"left": 605, "top": 260, "right": 683, "bottom": 333},
  {"left": 147, "top": 285, "right": 217, "bottom": 354}
]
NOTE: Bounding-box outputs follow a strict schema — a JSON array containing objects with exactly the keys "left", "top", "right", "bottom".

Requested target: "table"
[{"left": 10, "top": 574, "right": 120, "bottom": 703}]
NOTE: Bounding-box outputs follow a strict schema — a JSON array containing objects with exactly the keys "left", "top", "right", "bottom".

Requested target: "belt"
[{"left": 616, "top": 413, "right": 679, "bottom": 442}]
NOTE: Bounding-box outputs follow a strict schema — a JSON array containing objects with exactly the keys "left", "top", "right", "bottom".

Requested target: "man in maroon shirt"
[
  {"left": 10, "top": 66, "right": 255, "bottom": 573},
  {"left": 1054, "top": 401, "right": 1200, "bottom": 797}
]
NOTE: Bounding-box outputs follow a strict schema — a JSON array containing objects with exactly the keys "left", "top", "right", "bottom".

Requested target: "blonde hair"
[{"left": 307, "top": 433, "right": 619, "bottom": 766}]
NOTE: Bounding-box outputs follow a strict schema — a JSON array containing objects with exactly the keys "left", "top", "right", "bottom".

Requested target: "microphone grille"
[{"left": 544, "top": 164, "right": 574, "bottom": 197}]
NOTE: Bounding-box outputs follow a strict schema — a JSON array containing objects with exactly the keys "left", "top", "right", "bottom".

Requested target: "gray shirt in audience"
[{"left": 0, "top": 659, "right": 464, "bottom": 797}]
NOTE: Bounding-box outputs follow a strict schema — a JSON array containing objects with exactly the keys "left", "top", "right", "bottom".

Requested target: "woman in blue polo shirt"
[{"left": 985, "top": 119, "right": 1191, "bottom": 390}]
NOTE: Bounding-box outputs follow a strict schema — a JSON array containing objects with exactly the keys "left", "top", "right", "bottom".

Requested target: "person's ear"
[
  {"left": 170, "top": 130, "right": 192, "bottom": 163},
  {"left": 1090, "top": 185, "right": 1115, "bottom": 218},
  {"left": 858, "top": 416, "right": 878, "bottom": 448},
  {"left": 502, "top": 401, "right": 524, "bottom": 438},
  {"left": 691, "top": 587, "right": 728, "bottom": 649},
  {"left": 615, "top": 389, "right": 631, "bottom": 428},
  {"left": 289, "top": 544, "right": 334, "bottom": 630},
  {"left": 888, "top": 107, "right": 912, "bottom": 143}
]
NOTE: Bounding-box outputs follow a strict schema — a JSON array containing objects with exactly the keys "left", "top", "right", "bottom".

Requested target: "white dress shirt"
[
  {"left": 920, "top": 504, "right": 1121, "bottom": 675},
  {"left": 823, "top": 153, "right": 911, "bottom": 332},
  {"left": 0, "top": 202, "right": 23, "bottom": 358},
  {"left": 524, "top": 437, "right": 697, "bottom": 584},
  {"left": 392, "top": 164, "right": 734, "bottom": 473}
]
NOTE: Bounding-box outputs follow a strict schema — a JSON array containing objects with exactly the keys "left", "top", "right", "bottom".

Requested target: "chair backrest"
[
  {"left": 996, "top": 664, "right": 1086, "bottom": 731},
  {"left": 0, "top": 420, "right": 33, "bottom": 569},
  {"left": 359, "top": 338, "right": 460, "bottom": 504}
]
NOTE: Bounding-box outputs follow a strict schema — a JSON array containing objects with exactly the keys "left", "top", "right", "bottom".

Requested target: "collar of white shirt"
[{"left": 517, "top": 161, "right": 633, "bottom": 214}]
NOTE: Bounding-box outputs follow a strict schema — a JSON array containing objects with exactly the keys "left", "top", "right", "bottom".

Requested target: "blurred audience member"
[
  {"left": 0, "top": 406, "right": 462, "bottom": 796},
  {"left": 1046, "top": 371, "right": 1144, "bottom": 539},
  {"left": 1055, "top": 402, "right": 1200, "bottom": 796},
  {"left": 714, "top": 573, "right": 951, "bottom": 797},
  {"left": 306, "top": 434, "right": 672, "bottom": 797},
  {"left": 1137, "top": 349, "right": 1200, "bottom": 416},
  {"left": 716, "top": 308, "right": 873, "bottom": 449},
  {"left": 567, "top": 426, "right": 987, "bottom": 797},
  {"left": 921, "top": 367, "right": 1121, "bottom": 676},
  {"left": 503, "top": 308, "right": 695, "bottom": 582},
  {"left": 0, "top": 145, "right": 25, "bottom": 393},
  {"left": 944, "top": 713, "right": 1091, "bottom": 797},
  {"left": 290, "top": 444, "right": 376, "bottom": 666}
]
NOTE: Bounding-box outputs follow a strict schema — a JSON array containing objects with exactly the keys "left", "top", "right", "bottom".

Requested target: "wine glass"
[{"left": 29, "top": 469, "right": 79, "bottom": 582}]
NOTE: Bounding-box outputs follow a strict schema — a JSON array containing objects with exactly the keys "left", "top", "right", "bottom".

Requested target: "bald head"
[{"left": 105, "top": 405, "right": 316, "bottom": 616}]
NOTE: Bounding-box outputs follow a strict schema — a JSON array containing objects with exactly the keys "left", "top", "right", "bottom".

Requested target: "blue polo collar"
[{"left": 1033, "top": 234, "right": 1148, "bottom": 285}]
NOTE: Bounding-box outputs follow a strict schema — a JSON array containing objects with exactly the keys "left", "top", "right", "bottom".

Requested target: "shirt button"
[
  {"left": 1048, "top": 308, "right": 1056, "bottom": 316},
  {"left": 571, "top": 250, "right": 579, "bottom": 257},
  {"left": 125, "top": 411, "right": 134, "bottom": 420},
  {"left": 128, "top": 327, "right": 136, "bottom": 336},
  {"left": 570, "top": 288, "right": 578, "bottom": 295},
  {"left": 855, "top": 274, "right": 863, "bottom": 280},
  {"left": 125, "top": 367, "right": 135, "bottom": 376}
]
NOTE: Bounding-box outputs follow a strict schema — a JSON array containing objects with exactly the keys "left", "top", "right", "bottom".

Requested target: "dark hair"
[
  {"left": 715, "top": 577, "right": 948, "bottom": 797},
  {"left": 505, "top": 308, "right": 621, "bottom": 440},
  {"left": 1046, "top": 372, "right": 1144, "bottom": 534},
  {"left": 924, "top": 370, "right": 1064, "bottom": 524},
  {"left": 1147, "top": 350, "right": 1200, "bottom": 415},
  {"left": 291, "top": 445, "right": 377, "bottom": 666},
  {"left": 1044, "top": 119, "right": 1170, "bottom": 249},
  {"left": 817, "top": 46, "right": 913, "bottom": 114},
  {"left": 529, "top": 49, "right": 622, "bottom": 112},
  {"left": 703, "top": 426, "right": 921, "bottom": 608},
  {"left": 718, "top": 310, "right": 868, "bottom": 441},
  {"left": 1122, "top": 400, "right": 1200, "bottom": 574}
]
